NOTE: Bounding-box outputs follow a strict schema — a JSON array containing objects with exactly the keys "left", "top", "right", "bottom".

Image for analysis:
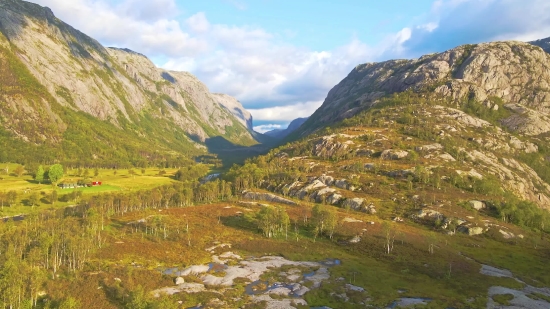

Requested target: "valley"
[{"left": 0, "top": 0, "right": 550, "bottom": 308}]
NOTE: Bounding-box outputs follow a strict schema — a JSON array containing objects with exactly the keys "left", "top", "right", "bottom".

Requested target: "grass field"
[{"left": 0, "top": 163, "right": 194, "bottom": 217}]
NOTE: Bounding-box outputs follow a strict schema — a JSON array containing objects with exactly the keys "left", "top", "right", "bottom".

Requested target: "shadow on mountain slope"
[{"left": 205, "top": 136, "right": 274, "bottom": 167}]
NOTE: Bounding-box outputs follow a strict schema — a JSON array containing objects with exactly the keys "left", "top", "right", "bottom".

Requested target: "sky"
[{"left": 32, "top": 0, "right": 550, "bottom": 133}]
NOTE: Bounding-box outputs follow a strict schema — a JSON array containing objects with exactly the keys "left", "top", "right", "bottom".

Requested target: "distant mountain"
[
  {"left": 264, "top": 117, "right": 309, "bottom": 139},
  {"left": 529, "top": 37, "right": 550, "bottom": 53},
  {"left": 0, "top": 0, "right": 257, "bottom": 166}
]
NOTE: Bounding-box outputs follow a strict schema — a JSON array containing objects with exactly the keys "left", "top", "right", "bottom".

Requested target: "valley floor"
[{"left": 40, "top": 202, "right": 550, "bottom": 309}]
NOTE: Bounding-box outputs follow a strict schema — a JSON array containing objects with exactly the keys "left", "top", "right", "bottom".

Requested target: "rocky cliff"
[
  {"left": 0, "top": 0, "right": 256, "bottom": 164},
  {"left": 212, "top": 93, "right": 253, "bottom": 131},
  {"left": 296, "top": 40, "right": 550, "bottom": 138}
]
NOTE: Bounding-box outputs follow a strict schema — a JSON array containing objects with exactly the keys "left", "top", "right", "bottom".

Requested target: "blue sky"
[{"left": 33, "top": 0, "right": 550, "bottom": 132}]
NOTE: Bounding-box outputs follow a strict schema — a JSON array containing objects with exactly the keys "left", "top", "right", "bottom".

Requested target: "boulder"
[
  {"left": 326, "top": 194, "right": 343, "bottom": 205},
  {"left": 335, "top": 179, "right": 349, "bottom": 190},
  {"left": 415, "top": 143, "right": 443, "bottom": 152},
  {"left": 469, "top": 200, "right": 485, "bottom": 210},
  {"left": 459, "top": 226, "right": 484, "bottom": 236},
  {"left": 242, "top": 191, "right": 297, "bottom": 205},
  {"left": 343, "top": 198, "right": 364, "bottom": 210},
  {"left": 348, "top": 236, "right": 361, "bottom": 244},
  {"left": 417, "top": 209, "right": 444, "bottom": 219},
  {"left": 174, "top": 277, "right": 185, "bottom": 285},
  {"left": 364, "top": 163, "right": 376, "bottom": 170},
  {"left": 387, "top": 169, "right": 413, "bottom": 178},
  {"left": 381, "top": 149, "right": 409, "bottom": 160},
  {"left": 499, "top": 229, "right": 515, "bottom": 239},
  {"left": 363, "top": 204, "right": 376, "bottom": 214},
  {"left": 317, "top": 175, "right": 335, "bottom": 186}
]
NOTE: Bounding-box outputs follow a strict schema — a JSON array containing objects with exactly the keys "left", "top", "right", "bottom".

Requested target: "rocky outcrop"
[
  {"left": 242, "top": 191, "right": 297, "bottom": 205},
  {"left": 459, "top": 226, "right": 485, "bottom": 236},
  {"left": 417, "top": 209, "right": 444, "bottom": 220},
  {"left": 313, "top": 135, "right": 354, "bottom": 158},
  {"left": 469, "top": 200, "right": 485, "bottom": 211},
  {"left": 296, "top": 40, "right": 550, "bottom": 137},
  {"left": 343, "top": 198, "right": 364, "bottom": 210},
  {"left": 213, "top": 93, "right": 253, "bottom": 131},
  {"left": 381, "top": 149, "right": 409, "bottom": 160}
]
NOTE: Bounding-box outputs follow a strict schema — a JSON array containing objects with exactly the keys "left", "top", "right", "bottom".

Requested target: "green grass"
[
  {"left": 60, "top": 184, "right": 121, "bottom": 194},
  {"left": 0, "top": 164, "right": 181, "bottom": 216},
  {"left": 492, "top": 293, "right": 514, "bottom": 305}
]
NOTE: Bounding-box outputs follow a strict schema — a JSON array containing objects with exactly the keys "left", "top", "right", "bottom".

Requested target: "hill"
[
  {"left": 293, "top": 40, "right": 550, "bottom": 140},
  {"left": 265, "top": 117, "right": 309, "bottom": 139},
  {"left": 0, "top": 0, "right": 257, "bottom": 167}
]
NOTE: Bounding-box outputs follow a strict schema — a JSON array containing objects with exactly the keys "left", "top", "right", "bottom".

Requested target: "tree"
[
  {"left": 51, "top": 190, "right": 58, "bottom": 206},
  {"left": 312, "top": 205, "right": 338, "bottom": 241},
  {"left": 126, "top": 285, "right": 149, "bottom": 309},
  {"left": 382, "top": 222, "right": 397, "bottom": 255},
  {"left": 29, "top": 192, "right": 39, "bottom": 207},
  {"left": 14, "top": 165, "right": 25, "bottom": 177},
  {"left": 48, "top": 164, "right": 64, "bottom": 185},
  {"left": 35, "top": 166, "right": 44, "bottom": 184},
  {"left": 94, "top": 168, "right": 99, "bottom": 177},
  {"left": 7, "top": 190, "right": 17, "bottom": 207}
]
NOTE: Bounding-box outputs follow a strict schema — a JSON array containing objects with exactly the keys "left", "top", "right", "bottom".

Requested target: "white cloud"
[
  {"left": 253, "top": 124, "right": 282, "bottom": 133},
  {"left": 403, "top": 0, "right": 550, "bottom": 56},
  {"left": 248, "top": 101, "right": 323, "bottom": 122},
  {"left": 417, "top": 22, "right": 438, "bottom": 32},
  {"left": 34, "top": 0, "right": 209, "bottom": 57},
  {"left": 186, "top": 12, "right": 210, "bottom": 33}
]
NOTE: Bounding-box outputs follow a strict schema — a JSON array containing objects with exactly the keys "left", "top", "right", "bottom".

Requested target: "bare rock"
[
  {"left": 242, "top": 191, "right": 297, "bottom": 205},
  {"left": 469, "top": 200, "right": 485, "bottom": 210},
  {"left": 381, "top": 149, "right": 409, "bottom": 160},
  {"left": 343, "top": 198, "right": 365, "bottom": 210}
]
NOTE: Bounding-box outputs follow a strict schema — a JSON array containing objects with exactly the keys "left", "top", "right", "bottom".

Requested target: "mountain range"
[
  {"left": 0, "top": 0, "right": 259, "bottom": 166},
  {"left": 264, "top": 117, "right": 309, "bottom": 139},
  {"left": 2, "top": 0, "right": 550, "bottom": 210}
]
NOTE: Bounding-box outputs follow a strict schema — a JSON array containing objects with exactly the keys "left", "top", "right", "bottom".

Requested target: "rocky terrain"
[
  {"left": 254, "top": 101, "right": 550, "bottom": 210},
  {"left": 0, "top": 0, "right": 257, "bottom": 163},
  {"left": 295, "top": 40, "right": 550, "bottom": 139}
]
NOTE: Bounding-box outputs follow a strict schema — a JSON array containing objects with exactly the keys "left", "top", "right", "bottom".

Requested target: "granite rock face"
[
  {"left": 296, "top": 40, "right": 550, "bottom": 138},
  {"left": 0, "top": 0, "right": 255, "bottom": 146}
]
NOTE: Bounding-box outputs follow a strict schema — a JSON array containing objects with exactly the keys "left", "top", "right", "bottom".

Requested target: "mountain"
[
  {"left": 530, "top": 37, "right": 550, "bottom": 53},
  {"left": 0, "top": 0, "right": 256, "bottom": 166},
  {"left": 294, "top": 40, "right": 550, "bottom": 139},
  {"left": 264, "top": 117, "right": 309, "bottom": 139},
  {"left": 263, "top": 39, "right": 550, "bottom": 210},
  {"left": 213, "top": 93, "right": 253, "bottom": 131}
]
